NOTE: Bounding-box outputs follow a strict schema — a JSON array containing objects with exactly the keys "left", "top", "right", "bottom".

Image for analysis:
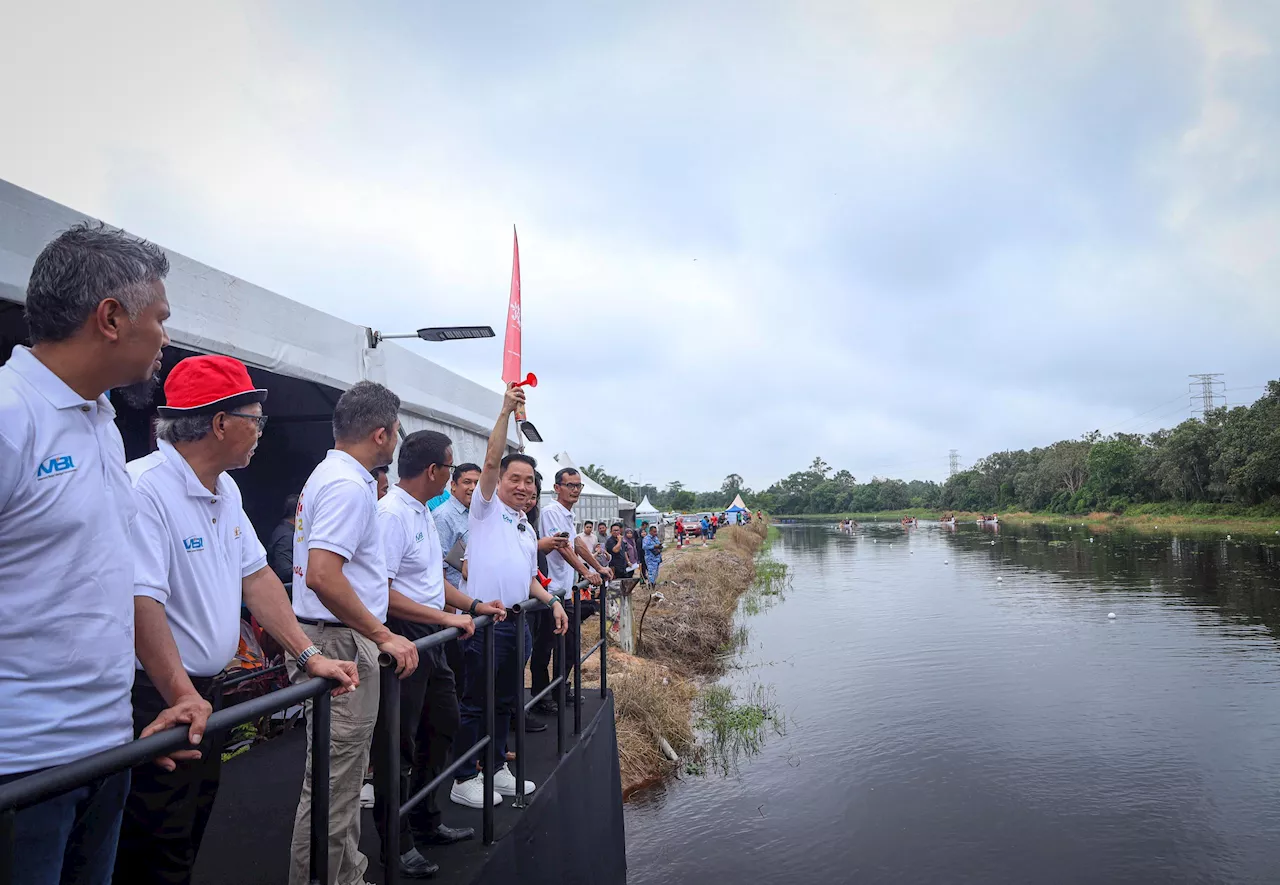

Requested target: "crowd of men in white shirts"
[{"left": 0, "top": 224, "right": 620, "bottom": 885}]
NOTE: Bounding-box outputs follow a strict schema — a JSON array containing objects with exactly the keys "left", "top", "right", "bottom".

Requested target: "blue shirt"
[{"left": 435, "top": 494, "right": 470, "bottom": 588}]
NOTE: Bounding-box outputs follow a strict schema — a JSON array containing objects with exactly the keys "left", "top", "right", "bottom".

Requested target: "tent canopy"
[
  {"left": 726, "top": 494, "right": 749, "bottom": 512},
  {"left": 635, "top": 495, "right": 660, "bottom": 518}
]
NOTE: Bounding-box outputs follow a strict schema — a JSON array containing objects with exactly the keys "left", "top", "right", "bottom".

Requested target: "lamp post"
[{"left": 365, "top": 325, "right": 496, "bottom": 438}]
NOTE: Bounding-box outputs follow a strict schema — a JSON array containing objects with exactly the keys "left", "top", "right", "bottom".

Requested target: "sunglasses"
[{"left": 226, "top": 412, "right": 268, "bottom": 430}]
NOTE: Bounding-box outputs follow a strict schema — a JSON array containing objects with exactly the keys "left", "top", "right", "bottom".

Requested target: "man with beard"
[
  {"left": 449, "top": 385, "right": 567, "bottom": 809},
  {"left": 114, "top": 355, "right": 358, "bottom": 885},
  {"left": 287, "top": 380, "right": 419, "bottom": 885},
  {"left": 0, "top": 223, "right": 201, "bottom": 885}
]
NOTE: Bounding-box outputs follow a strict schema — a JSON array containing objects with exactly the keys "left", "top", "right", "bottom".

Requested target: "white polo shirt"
[
  {"left": 0, "top": 347, "right": 137, "bottom": 774},
  {"left": 292, "top": 450, "right": 388, "bottom": 624},
  {"left": 539, "top": 500, "right": 577, "bottom": 591},
  {"left": 466, "top": 486, "right": 537, "bottom": 609},
  {"left": 378, "top": 485, "right": 445, "bottom": 611},
  {"left": 127, "top": 442, "right": 268, "bottom": 677}
]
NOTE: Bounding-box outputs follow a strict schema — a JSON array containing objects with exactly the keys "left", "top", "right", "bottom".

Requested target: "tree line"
[{"left": 581, "top": 380, "right": 1280, "bottom": 517}]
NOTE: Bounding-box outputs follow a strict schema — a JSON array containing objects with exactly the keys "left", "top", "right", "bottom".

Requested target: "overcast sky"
[{"left": 2, "top": 1, "right": 1277, "bottom": 491}]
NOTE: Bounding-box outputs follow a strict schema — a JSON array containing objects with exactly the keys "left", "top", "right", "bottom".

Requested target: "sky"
[{"left": 1, "top": 0, "right": 1277, "bottom": 491}]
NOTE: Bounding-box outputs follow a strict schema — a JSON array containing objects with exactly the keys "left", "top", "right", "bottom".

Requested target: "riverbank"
[
  {"left": 597, "top": 520, "right": 772, "bottom": 797},
  {"left": 779, "top": 509, "right": 1280, "bottom": 535}
]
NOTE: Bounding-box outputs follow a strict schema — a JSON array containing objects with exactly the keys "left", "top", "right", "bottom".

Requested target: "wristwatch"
[
  {"left": 467, "top": 599, "right": 479, "bottom": 617},
  {"left": 296, "top": 644, "right": 322, "bottom": 672}
]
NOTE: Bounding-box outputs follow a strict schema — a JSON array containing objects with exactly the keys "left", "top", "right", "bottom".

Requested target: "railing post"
[
  {"left": 380, "top": 663, "right": 402, "bottom": 885},
  {"left": 573, "top": 590, "right": 583, "bottom": 736},
  {"left": 555, "top": 615, "right": 567, "bottom": 758},
  {"left": 513, "top": 607, "right": 528, "bottom": 809},
  {"left": 309, "top": 690, "right": 331, "bottom": 885},
  {"left": 482, "top": 619, "right": 496, "bottom": 845},
  {"left": 600, "top": 581, "right": 609, "bottom": 699}
]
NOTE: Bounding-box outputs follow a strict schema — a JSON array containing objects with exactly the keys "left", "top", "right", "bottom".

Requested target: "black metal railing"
[
  {"left": 375, "top": 580, "right": 611, "bottom": 884},
  {"left": 0, "top": 670, "right": 337, "bottom": 885},
  {"left": 0, "top": 581, "right": 615, "bottom": 885}
]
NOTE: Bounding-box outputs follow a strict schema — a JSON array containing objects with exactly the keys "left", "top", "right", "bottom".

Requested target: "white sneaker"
[
  {"left": 359, "top": 783, "right": 374, "bottom": 808},
  {"left": 492, "top": 763, "right": 535, "bottom": 797},
  {"left": 450, "top": 777, "right": 502, "bottom": 809}
]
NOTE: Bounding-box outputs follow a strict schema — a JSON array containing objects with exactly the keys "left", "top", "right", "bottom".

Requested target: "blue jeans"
[
  {"left": 0, "top": 768, "right": 130, "bottom": 885},
  {"left": 453, "top": 619, "right": 531, "bottom": 780}
]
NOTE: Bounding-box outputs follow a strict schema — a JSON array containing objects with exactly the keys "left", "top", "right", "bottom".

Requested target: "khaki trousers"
[{"left": 287, "top": 624, "right": 380, "bottom": 885}]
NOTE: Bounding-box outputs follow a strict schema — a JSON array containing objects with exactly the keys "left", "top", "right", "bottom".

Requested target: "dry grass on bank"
[
  {"left": 607, "top": 521, "right": 770, "bottom": 793},
  {"left": 635, "top": 524, "right": 767, "bottom": 675}
]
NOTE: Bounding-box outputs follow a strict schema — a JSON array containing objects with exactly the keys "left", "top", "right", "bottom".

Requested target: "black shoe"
[
  {"left": 532, "top": 698, "right": 558, "bottom": 716},
  {"left": 399, "top": 848, "right": 438, "bottom": 878},
  {"left": 421, "top": 823, "right": 475, "bottom": 845},
  {"left": 524, "top": 717, "right": 548, "bottom": 733}
]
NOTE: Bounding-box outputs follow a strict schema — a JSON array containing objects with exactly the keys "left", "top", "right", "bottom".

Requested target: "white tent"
[
  {"left": 527, "top": 446, "right": 630, "bottom": 527},
  {"left": 726, "top": 494, "right": 749, "bottom": 512},
  {"left": 635, "top": 495, "right": 661, "bottom": 524}
]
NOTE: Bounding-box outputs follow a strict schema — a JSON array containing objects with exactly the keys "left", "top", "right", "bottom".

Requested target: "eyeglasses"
[
  {"left": 558, "top": 482, "right": 584, "bottom": 491},
  {"left": 226, "top": 412, "right": 268, "bottom": 430}
]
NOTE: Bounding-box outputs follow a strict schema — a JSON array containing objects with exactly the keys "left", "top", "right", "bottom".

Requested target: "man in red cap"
[{"left": 114, "top": 355, "right": 359, "bottom": 885}]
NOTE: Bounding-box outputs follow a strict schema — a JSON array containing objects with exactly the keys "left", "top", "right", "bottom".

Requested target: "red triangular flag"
[{"left": 502, "top": 227, "right": 522, "bottom": 385}]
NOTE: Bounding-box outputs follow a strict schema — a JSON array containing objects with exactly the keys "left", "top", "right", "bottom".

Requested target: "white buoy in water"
[
  {"left": 996, "top": 576, "right": 1003, "bottom": 582},
  {"left": 910, "top": 550, "right": 915, "bottom": 554},
  {"left": 1226, "top": 534, "right": 1232, "bottom": 540},
  {"left": 943, "top": 560, "right": 949, "bottom": 564},
  {"left": 1107, "top": 612, "right": 1117, "bottom": 619},
  {"left": 991, "top": 541, "right": 995, "bottom": 546},
  {"left": 1089, "top": 538, "right": 1095, "bottom": 543}
]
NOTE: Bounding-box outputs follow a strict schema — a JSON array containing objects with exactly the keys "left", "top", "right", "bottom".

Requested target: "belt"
[
  {"left": 135, "top": 670, "right": 223, "bottom": 702},
  {"left": 296, "top": 616, "right": 349, "bottom": 628}
]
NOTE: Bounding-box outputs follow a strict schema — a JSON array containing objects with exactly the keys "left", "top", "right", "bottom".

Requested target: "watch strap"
[{"left": 296, "top": 644, "right": 322, "bottom": 671}]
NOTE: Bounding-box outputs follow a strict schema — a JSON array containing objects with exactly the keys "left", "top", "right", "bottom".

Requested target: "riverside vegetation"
[
  {"left": 585, "top": 381, "right": 1280, "bottom": 527},
  {"left": 590, "top": 520, "right": 787, "bottom": 796}
]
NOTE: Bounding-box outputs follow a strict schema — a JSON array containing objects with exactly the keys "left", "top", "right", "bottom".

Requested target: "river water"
[{"left": 623, "top": 520, "right": 1280, "bottom": 884}]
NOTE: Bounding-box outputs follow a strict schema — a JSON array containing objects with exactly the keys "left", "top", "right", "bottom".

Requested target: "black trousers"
[
  {"left": 444, "top": 635, "right": 465, "bottom": 702},
  {"left": 113, "top": 672, "right": 224, "bottom": 885},
  {"left": 530, "top": 600, "right": 595, "bottom": 697},
  {"left": 373, "top": 617, "right": 459, "bottom": 858}
]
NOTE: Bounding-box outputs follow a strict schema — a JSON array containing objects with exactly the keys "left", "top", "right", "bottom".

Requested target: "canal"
[{"left": 624, "top": 520, "right": 1280, "bottom": 884}]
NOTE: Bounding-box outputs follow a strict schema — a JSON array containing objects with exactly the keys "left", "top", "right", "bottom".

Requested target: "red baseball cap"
[{"left": 157, "top": 355, "right": 268, "bottom": 416}]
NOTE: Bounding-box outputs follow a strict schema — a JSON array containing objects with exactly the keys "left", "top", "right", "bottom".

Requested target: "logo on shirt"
[
  {"left": 35, "top": 454, "right": 77, "bottom": 480},
  {"left": 234, "top": 526, "right": 242, "bottom": 539},
  {"left": 183, "top": 536, "right": 206, "bottom": 552},
  {"left": 502, "top": 513, "right": 514, "bottom": 525},
  {"left": 415, "top": 531, "right": 425, "bottom": 543}
]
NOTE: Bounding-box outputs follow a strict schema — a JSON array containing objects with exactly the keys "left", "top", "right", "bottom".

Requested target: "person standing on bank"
[
  {"left": 372, "top": 431, "right": 504, "bottom": 879},
  {"left": 575, "top": 520, "right": 614, "bottom": 583},
  {"left": 287, "top": 380, "right": 420, "bottom": 885},
  {"left": 0, "top": 223, "right": 187, "bottom": 885},
  {"left": 643, "top": 523, "right": 664, "bottom": 587},
  {"left": 534, "top": 468, "right": 603, "bottom": 715},
  {"left": 605, "top": 523, "right": 631, "bottom": 580},
  {"left": 450, "top": 384, "right": 568, "bottom": 809},
  {"left": 115, "top": 355, "right": 358, "bottom": 885}
]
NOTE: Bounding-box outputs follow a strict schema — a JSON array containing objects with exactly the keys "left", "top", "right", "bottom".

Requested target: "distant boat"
[
  {"left": 976, "top": 514, "right": 1000, "bottom": 525},
  {"left": 900, "top": 517, "right": 918, "bottom": 527},
  {"left": 939, "top": 514, "right": 956, "bottom": 526}
]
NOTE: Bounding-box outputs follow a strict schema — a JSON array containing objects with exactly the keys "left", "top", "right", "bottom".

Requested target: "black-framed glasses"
[
  {"left": 226, "top": 412, "right": 269, "bottom": 430},
  {"left": 559, "top": 482, "right": 585, "bottom": 491}
]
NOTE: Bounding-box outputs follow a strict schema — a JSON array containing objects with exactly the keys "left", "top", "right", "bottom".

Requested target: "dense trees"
[{"left": 580, "top": 381, "right": 1280, "bottom": 516}]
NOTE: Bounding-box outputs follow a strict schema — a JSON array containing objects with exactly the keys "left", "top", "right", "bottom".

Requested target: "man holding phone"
[{"left": 534, "top": 468, "right": 603, "bottom": 714}]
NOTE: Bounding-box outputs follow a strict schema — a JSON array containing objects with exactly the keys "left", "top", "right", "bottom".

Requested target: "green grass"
[{"left": 692, "top": 682, "right": 785, "bottom": 776}]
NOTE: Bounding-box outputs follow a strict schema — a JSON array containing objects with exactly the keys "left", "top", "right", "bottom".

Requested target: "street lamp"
[
  {"left": 367, "top": 326, "right": 495, "bottom": 348},
  {"left": 364, "top": 325, "right": 496, "bottom": 439}
]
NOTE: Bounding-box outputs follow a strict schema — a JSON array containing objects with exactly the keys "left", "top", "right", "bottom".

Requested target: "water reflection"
[{"left": 625, "top": 520, "right": 1280, "bottom": 885}]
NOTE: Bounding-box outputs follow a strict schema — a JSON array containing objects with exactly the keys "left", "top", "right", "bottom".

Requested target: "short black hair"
[
  {"left": 554, "top": 467, "right": 580, "bottom": 485},
  {"left": 500, "top": 452, "right": 537, "bottom": 475},
  {"left": 283, "top": 493, "right": 299, "bottom": 520},
  {"left": 333, "top": 381, "right": 400, "bottom": 443},
  {"left": 452, "top": 462, "right": 481, "bottom": 482},
  {"left": 398, "top": 430, "right": 452, "bottom": 479},
  {"left": 372, "top": 465, "right": 388, "bottom": 476}
]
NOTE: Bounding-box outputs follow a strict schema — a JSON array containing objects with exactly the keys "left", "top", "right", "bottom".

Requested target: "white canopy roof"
[
  {"left": 726, "top": 493, "right": 749, "bottom": 511},
  {"left": 636, "top": 495, "right": 660, "bottom": 517}
]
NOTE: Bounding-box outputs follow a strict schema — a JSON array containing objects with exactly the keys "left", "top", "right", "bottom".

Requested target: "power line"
[{"left": 1095, "top": 392, "right": 1190, "bottom": 435}]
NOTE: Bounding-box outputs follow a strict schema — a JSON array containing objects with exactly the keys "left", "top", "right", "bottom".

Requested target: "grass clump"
[{"left": 693, "top": 682, "right": 785, "bottom": 776}]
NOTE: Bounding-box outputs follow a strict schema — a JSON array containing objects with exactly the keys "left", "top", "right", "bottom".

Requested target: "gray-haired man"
[{"left": 0, "top": 223, "right": 187, "bottom": 885}]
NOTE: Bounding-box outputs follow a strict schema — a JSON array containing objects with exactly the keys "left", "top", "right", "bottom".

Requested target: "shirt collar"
[
  {"left": 6, "top": 346, "right": 115, "bottom": 417},
  {"left": 158, "top": 440, "right": 229, "bottom": 499},
  {"left": 326, "top": 449, "right": 376, "bottom": 487},
  {"left": 389, "top": 484, "right": 425, "bottom": 514}
]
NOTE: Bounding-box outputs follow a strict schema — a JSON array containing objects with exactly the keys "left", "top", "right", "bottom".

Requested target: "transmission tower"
[
  {"left": 949, "top": 449, "right": 960, "bottom": 477},
  {"left": 1188, "top": 374, "right": 1225, "bottom": 418}
]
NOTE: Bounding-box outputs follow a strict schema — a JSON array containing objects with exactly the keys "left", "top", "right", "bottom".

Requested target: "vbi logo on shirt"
[
  {"left": 415, "top": 531, "right": 425, "bottom": 543},
  {"left": 502, "top": 513, "right": 514, "bottom": 525},
  {"left": 183, "top": 536, "right": 206, "bottom": 552},
  {"left": 35, "top": 454, "right": 77, "bottom": 480}
]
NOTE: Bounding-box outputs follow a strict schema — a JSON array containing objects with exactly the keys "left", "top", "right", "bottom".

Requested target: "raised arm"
[{"left": 479, "top": 384, "right": 523, "bottom": 501}]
